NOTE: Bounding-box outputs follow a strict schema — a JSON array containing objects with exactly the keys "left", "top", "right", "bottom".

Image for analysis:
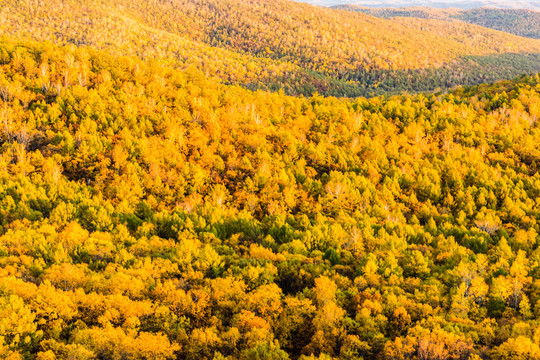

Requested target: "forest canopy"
[{"left": 1, "top": 35, "right": 540, "bottom": 359}]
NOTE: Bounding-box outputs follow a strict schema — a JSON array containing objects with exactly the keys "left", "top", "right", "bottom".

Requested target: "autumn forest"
[{"left": 1, "top": 0, "right": 540, "bottom": 359}]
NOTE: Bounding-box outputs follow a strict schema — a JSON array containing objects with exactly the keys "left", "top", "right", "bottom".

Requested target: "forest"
[
  {"left": 1, "top": 33, "right": 540, "bottom": 359},
  {"left": 1, "top": 0, "right": 540, "bottom": 97},
  {"left": 337, "top": 6, "right": 540, "bottom": 40}
]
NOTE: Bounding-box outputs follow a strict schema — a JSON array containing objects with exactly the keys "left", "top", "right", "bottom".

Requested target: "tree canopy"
[{"left": 0, "top": 35, "right": 540, "bottom": 359}]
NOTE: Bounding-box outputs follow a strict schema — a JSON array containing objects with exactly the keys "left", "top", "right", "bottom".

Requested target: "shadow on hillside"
[{"left": 250, "top": 52, "right": 540, "bottom": 98}]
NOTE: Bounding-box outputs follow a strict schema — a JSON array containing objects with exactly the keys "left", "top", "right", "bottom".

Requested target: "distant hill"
[
  {"left": 1, "top": 0, "right": 540, "bottom": 96},
  {"left": 455, "top": 8, "right": 540, "bottom": 39},
  {"left": 302, "top": 0, "right": 540, "bottom": 10},
  {"left": 335, "top": 5, "right": 540, "bottom": 39},
  {"left": 332, "top": 5, "right": 459, "bottom": 19}
]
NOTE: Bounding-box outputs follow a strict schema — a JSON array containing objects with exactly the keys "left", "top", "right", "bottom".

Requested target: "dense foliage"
[
  {"left": 455, "top": 8, "right": 540, "bottom": 40},
  {"left": 2, "top": 36, "right": 540, "bottom": 360},
  {"left": 338, "top": 6, "right": 540, "bottom": 40},
  {"left": 1, "top": 0, "right": 540, "bottom": 96}
]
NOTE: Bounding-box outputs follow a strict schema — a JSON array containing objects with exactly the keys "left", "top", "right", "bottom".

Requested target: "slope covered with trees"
[
  {"left": 2, "top": 36, "right": 540, "bottom": 359},
  {"left": 337, "top": 6, "right": 540, "bottom": 39},
  {"left": 455, "top": 8, "right": 540, "bottom": 40},
  {"left": 0, "top": 0, "right": 540, "bottom": 96}
]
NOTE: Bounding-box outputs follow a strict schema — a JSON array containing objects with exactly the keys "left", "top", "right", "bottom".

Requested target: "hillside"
[
  {"left": 332, "top": 5, "right": 458, "bottom": 20},
  {"left": 306, "top": 0, "right": 540, "bottom": 10},
  {"left": 336, "top": 6, "right": 540, "bottom": 39},
  {"left": 456, "top": 8, "right": 540, "bottom": 39},
  {"left": 1, "top": 0, "right": 540, "bottom": 96},
  {"left": 2, "top": 36, "right": 540, "bottom": 360}
]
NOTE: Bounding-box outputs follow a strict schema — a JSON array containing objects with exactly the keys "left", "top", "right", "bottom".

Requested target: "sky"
[{"left": 295, "top": 0, "right": 540, "bottom": 10}]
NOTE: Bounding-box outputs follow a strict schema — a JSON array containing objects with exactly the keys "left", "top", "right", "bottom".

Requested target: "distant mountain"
[
  {"left": 335, "top": 6, "right": 540, "bottom": 39},
  {"left": 299, "top": 0, "right": 540, "bottom": 10}
]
